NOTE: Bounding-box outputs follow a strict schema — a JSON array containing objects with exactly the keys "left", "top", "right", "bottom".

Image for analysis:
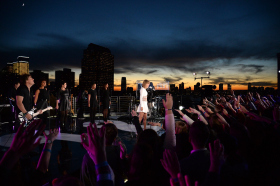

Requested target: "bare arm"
[
  {"left": 56, "top": 100, "right": 59, "bottom": 110},
  {"left": 139, "top": 88, "right": 144, "bottom": 111},
  {"left": 175, "top": 109, "right": 194, "bottom": 125},
  {"left": 88, "top": 94, "right": 91, "bottom": 107},
  {"left": 16, "top": 96, "right": 27, "bottom": 114},
  {"left": 36, "top": 129, "right": 58, "bottom": 173},
  {"left": 216, "top": 113, "right": 229, "bottom": 126},
  {"left": 34, "top": 89, "right": 40, "bottom": 106},
  {"left": 163, "top": 94, "right": 176, "bottom": 150}
]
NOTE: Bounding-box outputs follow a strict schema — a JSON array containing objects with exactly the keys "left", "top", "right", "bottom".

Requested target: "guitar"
[{"left": 18, "top": 106, "right": 53, "bottom": 126}]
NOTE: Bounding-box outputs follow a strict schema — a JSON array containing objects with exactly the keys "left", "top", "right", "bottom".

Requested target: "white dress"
[{"left": 137, "top": 87, "right": 149, "bottom": 113}]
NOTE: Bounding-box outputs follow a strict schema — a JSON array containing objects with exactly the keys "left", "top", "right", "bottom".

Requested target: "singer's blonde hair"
[{"left": 142, "top": 79, "right": 150, "bottom": 87}]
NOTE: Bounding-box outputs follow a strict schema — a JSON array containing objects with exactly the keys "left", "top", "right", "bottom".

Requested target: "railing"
[{"left": 68, "top": 95, "right": 201, "bottom": 115}]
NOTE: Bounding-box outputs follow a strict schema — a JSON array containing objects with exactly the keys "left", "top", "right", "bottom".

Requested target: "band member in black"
[
  {"left": 100, "top": 83, "right": 111, "bottom": 124},
  {"left": 88, "top": 83, "right": 98, "bottom": 123},
  {"left": 16, "top": 74, "right": 39, "bottom": 122},
  {"left": 34, "top": 79, "right": 49, "bottom": 123},
  {"left": 56, "top": 82, "right": 71, "bottom": 130},
  {"left": 9, "top": 80, "right": 20, "bottom": 120}
]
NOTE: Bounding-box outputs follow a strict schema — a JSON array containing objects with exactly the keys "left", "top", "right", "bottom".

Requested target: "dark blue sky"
[{"left": 1, "top": 0, "right": 280, "bottom": 89}]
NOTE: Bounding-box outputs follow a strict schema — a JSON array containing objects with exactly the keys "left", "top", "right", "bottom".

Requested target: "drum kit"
[{"left": 133, "top": 96, "right": 162, "bottom": 119}]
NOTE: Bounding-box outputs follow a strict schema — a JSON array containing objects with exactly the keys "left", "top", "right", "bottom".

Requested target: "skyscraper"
[
  {"left": 219, "top": 83, "right": 223, "bottom": 91},
  {"left": 55, "top": 68, "right": 75, "bottom": 91},
  {"left": 248, "top": 83, "right": 252, "bottom": 91},
  {"left": 13, "top": 56, "right": 29, "bottom": 75},
  {"left": 179, "top": 82, "right": 184, "bottom": 94},
  {"left": 121, "top": 77, "right": 126, "bottom": 93},
  {"left": 228, "top": 84, "right": 231, "bottom": 91},
  {"left": 79, "top": 43, "right": 114, "bottom": 92},
  {"left": 170, "top": 84, "right": 175, "bottom": 92}
]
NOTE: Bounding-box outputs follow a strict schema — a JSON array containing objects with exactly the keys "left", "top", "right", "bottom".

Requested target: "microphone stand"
[
  {"left": 47, "top": 89, "right": 51, "bottom": 130},
  {"left": 98, "top": 88, "right": 101, "bottom": 124}
]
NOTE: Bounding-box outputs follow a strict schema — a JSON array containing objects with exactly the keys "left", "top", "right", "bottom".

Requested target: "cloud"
[
  {"left": 250, "top": 81, "right": 277, "bottom": 87},
  {"left": 163, "top": 76, "right": 183, "bottom": 83},
  {"left": 114, "top": 84, "right": 121, "bottom": 87},
  {"left": 238, "top": 64, "right": 264, "bottom": 74},
  {"left": 208, "top": 76, "right": 276, "bottom": 87},
  {"left": 146, "top": 70, "right": 158, "bottom": 74}
]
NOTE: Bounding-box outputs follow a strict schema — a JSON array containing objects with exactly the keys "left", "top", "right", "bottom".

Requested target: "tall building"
[
  {"left": 121, "top": 77, "right": 126, "bottom": 93},
  {"left": 13, "top": 56, "right": 29, "bottom": 75},
  {"left": 6, "top": 63, "right": 13, "bottom": 73},
  {"left": 219, "top": 83, "right": 223, "bottom": 91},
  {"left": 248, "top": 83, "right": 252, "bottom": 91},
  {"left": 186, "top": 86, "right": 191, "bottom": 95},
  {"left": 179, "top": 82, "right": 184, "bottom": 94},
  {"left": 228, "top": 84, "right": 232, "bottom": 91},
  {"left": 0, "top": 65, "right": 19, "bottom": 98},
  {"left": 55, "top": 68, "right": 75, "bottom": 91},
  {"left": 170, "top": 84, "right": 175, "bottom": 92},
  {"left": 30, "top": 70, "right": 49, "bottom": 85},
  {"left": 277, "top": 53, "right": 280, "bottom": 94},
  {"left": 79, "top": 43, "right": 114, "bottom": 92}
]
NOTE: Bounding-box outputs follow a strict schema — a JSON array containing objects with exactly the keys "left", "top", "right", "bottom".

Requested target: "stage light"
[
  {"left": 278, "top": 70, "right": 280, "bottom": 73},
  {"left": 206, "top": 71, "right": 210, "bottom": 75},
  {"left": 193, "top": 73, "right": 197, "bottom": 76},
  {"left": 179, "top": 106, "right": 184, "bottom": 110}
]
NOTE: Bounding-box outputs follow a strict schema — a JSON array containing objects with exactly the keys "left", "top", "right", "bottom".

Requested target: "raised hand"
[
  {"left": 43, "top": 128, "right": 59, "bottom": 142},
  {"left": 10, "top": 119, "right": 45, "bottom": 156},
  {"left": 175, "top": 109, "right": 184, "bottom": 116},
  {"left": 81, "top": 123, "right": 106, "bottom": 164},
  {"left": 161, "top": 149, "right": 181, "bottom": 179},
  {"left": 162, "top": 93, "right": 173, "bottom": 109},
  {"left": 185, "top": 107, "right": 200, "bottom": 114},
  {"left": 205, "top": 107, "right": 213, "bottom": 113},
  {"left": 197, "top": 105, "right": 204, "bottom": 111},
  {"left": 0, "top": 120, "right": 46, "bottom": 170},
  {"left": 209, "top": 139, "right": 224, "bottom": 173}
]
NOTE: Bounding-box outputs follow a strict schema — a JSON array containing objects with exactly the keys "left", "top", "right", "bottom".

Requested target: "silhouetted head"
[{"left": 189, "top": 121, "right": 210, "bottom": 149}]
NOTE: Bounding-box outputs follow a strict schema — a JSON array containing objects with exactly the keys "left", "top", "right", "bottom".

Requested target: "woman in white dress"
[{"left": 137, "top": 79, "right": 150, "bottom": 130}]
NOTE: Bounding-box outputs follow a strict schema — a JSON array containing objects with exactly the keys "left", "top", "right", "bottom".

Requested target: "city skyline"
[{"left": 1, "top": 1, "right": 279, "bottom": 91}]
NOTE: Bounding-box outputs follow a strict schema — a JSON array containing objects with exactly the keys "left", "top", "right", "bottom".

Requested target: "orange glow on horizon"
[{"left": 113, "top": 84, "right": 277, "bottom": 91}]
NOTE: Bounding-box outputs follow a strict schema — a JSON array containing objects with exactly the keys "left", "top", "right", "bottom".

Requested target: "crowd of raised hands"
[{"left": 1, "top": 91, "right": 280, "bottom": 185}]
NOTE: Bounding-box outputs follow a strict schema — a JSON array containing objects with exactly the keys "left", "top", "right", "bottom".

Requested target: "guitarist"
[{"left": 16, "top": 74, "right": 42, "bottom": 123}]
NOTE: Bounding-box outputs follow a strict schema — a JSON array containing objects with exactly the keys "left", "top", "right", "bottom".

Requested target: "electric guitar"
[{"left": 18, "top": 106, "right": 53, "bottom": 126}]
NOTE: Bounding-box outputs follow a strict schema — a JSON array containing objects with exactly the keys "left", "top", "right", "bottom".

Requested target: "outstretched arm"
[
  {"left": 36, "top": 129, "right": 59, "bottom": 173},
  {"left": 175, "top": 109, "right": 194, "bottom": 125},
  {"left": 163, "top": 93, "right": 176, "bottom": 150}
]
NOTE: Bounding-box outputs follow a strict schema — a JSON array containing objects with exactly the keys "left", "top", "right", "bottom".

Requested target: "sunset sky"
[{"left": 1, "top": 1, "right": 279, "bottom": 91}]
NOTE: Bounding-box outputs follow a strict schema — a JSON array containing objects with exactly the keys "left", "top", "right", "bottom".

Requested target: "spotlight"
[
  {"left": 193, "top": 73, "right": 197, "bottom": 76},
  {"left": 278, "top": 70, "right": 280, "bottom": 73},
  {"left": 179, "top": 106, "right": 184, "bottom": 110},
  {"left": 206, "top": 71, "right": 210, "bottom": 75}
]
